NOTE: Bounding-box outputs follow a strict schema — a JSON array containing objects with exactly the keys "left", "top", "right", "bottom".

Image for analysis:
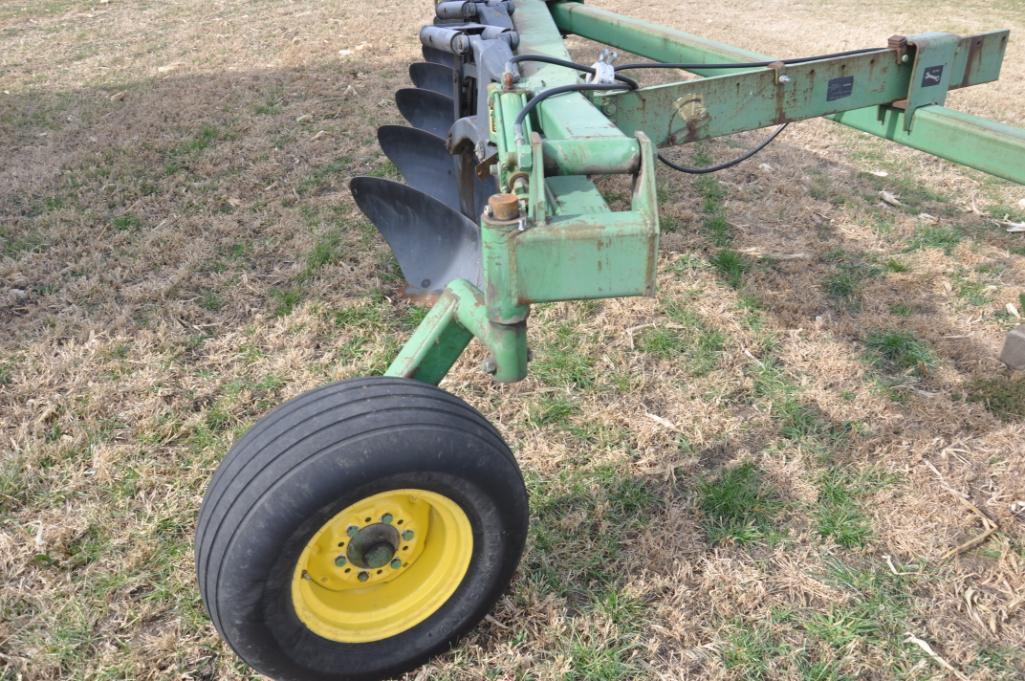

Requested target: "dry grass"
[{"left": 2, "top": 1, "right": 1025, "bottom": 679}]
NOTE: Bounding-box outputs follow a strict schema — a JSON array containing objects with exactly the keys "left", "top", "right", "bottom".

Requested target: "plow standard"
[{"left": 193, "top": 2, "right": 1025, "bottom": 679}]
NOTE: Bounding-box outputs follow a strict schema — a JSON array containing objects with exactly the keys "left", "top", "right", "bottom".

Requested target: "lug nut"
[
  {"left": 381, "top": 513, "right": 394, "bottom": 524},
  {"left": 347, "top": 525, "right": 359, "bottom": 537},
  {"left": 402, "top": 530, "right": 414, "bottom": 541},
  {"left": 358, "top": 571, "right": 369, "bottom": 582},
  {"left": 334, "top": 555, "right": 347, "bottom": 567},
  {"left": 390, "top": 559, "right": 402, "bottom": 569}
]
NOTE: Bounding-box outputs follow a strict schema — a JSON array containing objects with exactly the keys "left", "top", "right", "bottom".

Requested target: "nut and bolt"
[
  {"left": 334, "top": 555, "right": 347, "bottom": 567},
  {"left": 390, "top": 559, "right": 403, "bottom": 569},
  {"left": 778, "top": 75, "right": 791, "bottom": 84},
  {"left": 888, "top": 35, "right": 909, "bottom": 65},
  {"left": 381, "top": 513, "right": 394, "bottom": 524},
  {"left": 346, "top": 525, "right": 359, "bottom": 537},
  {"left": 358, "top": 571, "right": 369, "bottom": 582},
  {"left": 481, "top": 356, "right": 498, "bottom": 375},
  {"left": 402, "top": 530, "right": 415, "bottom": 541}
]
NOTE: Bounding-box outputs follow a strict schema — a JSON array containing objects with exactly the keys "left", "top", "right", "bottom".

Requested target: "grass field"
[{"left": 2, "top": 1, "right": 1025, "bottom": 679}]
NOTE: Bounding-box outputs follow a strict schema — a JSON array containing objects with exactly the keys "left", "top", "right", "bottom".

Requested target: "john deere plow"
[{"left": 194, "top": 2, "right": 1025, "bottom": 679}]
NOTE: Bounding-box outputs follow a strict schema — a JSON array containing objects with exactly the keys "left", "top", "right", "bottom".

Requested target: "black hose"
[
  {"left": 506, "top": 54, "right": 639, "bottom": 89},
  {"left": 616, "top": 47, "right": 888, "bottom": 72},
  {"left": 657, "top": 123, "right": 789, "bottom": 175},
  {"left": 510, "top": 46, "right": 882, "bottom": 171},
  {"left": 513, "top": 82, "right": 632, "bottom": 142}
]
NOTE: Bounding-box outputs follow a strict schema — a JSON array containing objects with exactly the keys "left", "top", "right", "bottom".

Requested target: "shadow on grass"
[{"left": 0, "top": 60, "right": 413, "bottom": 349}]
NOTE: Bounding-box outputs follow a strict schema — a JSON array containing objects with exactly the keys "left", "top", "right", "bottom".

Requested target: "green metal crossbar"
[
  {"left": 601, "top": 33, "right": 1006, "bottom": 146},
  {"left": 550, "top": 0, "right": 1025, "bottom": 184}
]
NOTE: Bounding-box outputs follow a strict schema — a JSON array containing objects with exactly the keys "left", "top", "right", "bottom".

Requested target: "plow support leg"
[{"left": 385, "top": 279, "right": 529, "bottom": 385}]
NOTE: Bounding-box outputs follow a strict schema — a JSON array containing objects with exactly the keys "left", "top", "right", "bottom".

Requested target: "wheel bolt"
[
  {"left": 358, "top": 571, "right": 369, "bottom": 582},
  {"left": 390, "top": 559, "right": 402, "bottom": 569},
  {"left": 347, "top": 525, "right": 359, "bottom": 537},
  {"left": 402, "top": 530, "right": 414, "bottom": 541},
  {"left": 334, "top": 555, "right": 346, "bottom": 567},
  {"left": 381, "top": 513, "right": 393, "bottom": 524}
]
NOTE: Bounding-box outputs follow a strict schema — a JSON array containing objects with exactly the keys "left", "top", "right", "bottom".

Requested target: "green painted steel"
[
  {"left": 545, "top": 176, "right": 611, "bottom": 215},
  {"left": 480, "top": 210, "right": 531, "bottom": 325},
  {"left": 600, "top": 31, "right": 1007, "bottom": 147},
  {"left": 830, "top": 106, "right": 1025, "bottom": 184},
  {"left": 506, "top": 0, "right": 634, "bottom": 220},
  {"left": 384, "top": 279, "right": 528, "bottom": 384},
  {"left": 549, "top": 1, "right": 1021, "bottom": 182},
  {"left": 511, "top": 0, "right": 627, "bottom": 140},
  {"left": 541, "top": 138, "right": 639, "bottom": 175},
  {"left": 902, "top": 33, "right": 960, "bottom": 129},
  {"left": 490, "top": 132, "right": 659, "bottom": 304}
]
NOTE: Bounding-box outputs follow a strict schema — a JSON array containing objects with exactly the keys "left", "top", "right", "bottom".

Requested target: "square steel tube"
[{"left": 550, "top": 1, "right": 1025, "bottom": 184}]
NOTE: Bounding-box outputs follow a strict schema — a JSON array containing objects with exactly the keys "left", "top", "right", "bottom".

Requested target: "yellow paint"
[{"left": 291, "top": 489, "right": 473, "bottom": 643}]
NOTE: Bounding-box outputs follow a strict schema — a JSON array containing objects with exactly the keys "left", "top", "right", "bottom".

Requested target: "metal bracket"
[
  {"left": 767, "top": 60, "right": 789, "bottom": 85},
  {"left": 903, "top": 32, "right": 959, "bottom": 131},
  {"left": 528, "top": 132, "right": 546, "bottom": 222}
]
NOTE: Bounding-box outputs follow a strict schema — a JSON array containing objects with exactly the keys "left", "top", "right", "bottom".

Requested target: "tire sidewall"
[{"left": 213, "top": 424, "right": 527, "bottom": 681}]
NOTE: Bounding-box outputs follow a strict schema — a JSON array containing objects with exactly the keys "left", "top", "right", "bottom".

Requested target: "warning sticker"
[{"left": 827, "top": 76, "right": 854, "bottom": 102}]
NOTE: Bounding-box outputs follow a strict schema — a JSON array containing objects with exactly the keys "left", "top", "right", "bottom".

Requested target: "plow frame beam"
[
  {"left": 549, "top": 1, "right": 1025, "bottom": 185},
  {"left": 597, "top": 30, "right": 1009, "bottom": 147}
]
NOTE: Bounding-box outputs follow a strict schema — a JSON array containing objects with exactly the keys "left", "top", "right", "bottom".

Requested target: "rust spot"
[
  {"left": 962, "top": 37, "right": 983, "bottom": 88},
  {"left": 685, "top": 117, "right": 700, "bottom": 143}
]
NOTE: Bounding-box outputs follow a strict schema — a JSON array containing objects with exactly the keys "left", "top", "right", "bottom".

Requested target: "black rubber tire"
[{"left": 195, "top": 377, "right": 528, "bottom": 681}]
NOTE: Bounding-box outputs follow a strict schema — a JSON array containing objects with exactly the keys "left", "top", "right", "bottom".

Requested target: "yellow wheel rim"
[{"left": 291, "top": 488, "right": 473, "bottom": 643}]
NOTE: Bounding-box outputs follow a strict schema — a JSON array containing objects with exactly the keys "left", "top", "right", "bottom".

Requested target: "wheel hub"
[
  {"left": 347, "top": 523, "right": 400, "bottom": 569},
  {"left": 290, "top": 488, "right": 473, "bottom": 643}
]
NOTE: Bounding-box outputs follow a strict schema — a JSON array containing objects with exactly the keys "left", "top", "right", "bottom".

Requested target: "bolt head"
[
  {"left": 402, "top": 530, "right": 414, "bottom": 541},
  {"left": 334, "top": 555, "right": 347, "bottom": 567},
  {"left": 487, "top": 193, "right": 520, "bottom": 220},
  {"left": 390, "top": 559, "right": 402, "bottom": 569},
  {"left": 358, "top": 571, "right": 369, "bottom": 582},
  {"left": 381, "top": 513, "right": 393, "bottom": 524}
]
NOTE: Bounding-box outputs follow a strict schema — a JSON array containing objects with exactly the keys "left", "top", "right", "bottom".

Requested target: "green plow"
[{"left": 194, "top": 2, "right": 1025, "bottom": 679}]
